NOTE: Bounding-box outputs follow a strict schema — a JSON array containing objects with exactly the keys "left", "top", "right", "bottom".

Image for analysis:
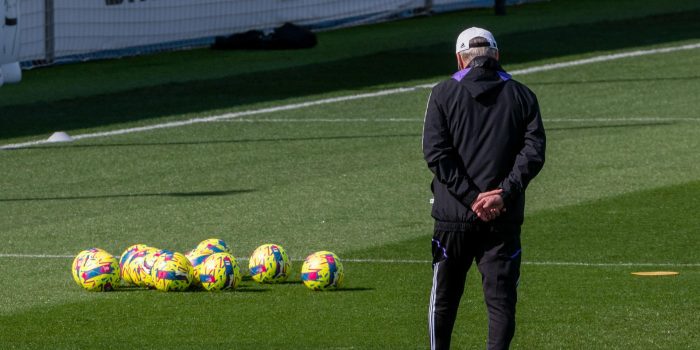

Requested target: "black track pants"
[{"left": 428, "top": 225, "right": 521, "bottom": 350}]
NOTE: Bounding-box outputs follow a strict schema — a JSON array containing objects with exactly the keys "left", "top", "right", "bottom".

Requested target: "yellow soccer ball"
[
  {"left": 150, "top": 251, "right": 193, "bottom": 292},
  {"left": 126, "top": 246, "right": 158, "bottom": 288},
  {"left": 71, "top": 248, "right": 105, "bottom": 287},
  {"left": 118, "top": 244, "right": 148, "bottom": 286},
  {"left": 301, "top": 251, "right": 344, "bottom": 291},
  {"left": 71, "top": 249, "right": 120, "bottom": 292},
  {"left": 198, "top": 253, "right": 241, "bottom": 291},
  {"left": 195, "top": 238, "right": 231, "bottom": 254},
  {"left": 248, "top": 244, "right": 291, "bottom": 283},
  {"left": 139, "top": 248, "right": 166, "bottom": 288},
  {"left": 186, "top": 248, "right": 215, "bottom": 288}
]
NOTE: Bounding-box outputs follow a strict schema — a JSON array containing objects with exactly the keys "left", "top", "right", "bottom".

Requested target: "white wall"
[{"left": 9, "top": 0, "right": 536, "bottom": 65}]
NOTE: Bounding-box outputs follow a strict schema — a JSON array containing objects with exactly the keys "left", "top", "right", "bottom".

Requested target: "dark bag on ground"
[{"left": 212, "top": 23, "right": 317, "bottom": 50}]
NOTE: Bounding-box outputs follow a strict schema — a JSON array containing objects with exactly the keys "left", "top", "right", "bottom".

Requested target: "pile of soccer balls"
[{"left": 71, "top": 238, "right": 344, "bottom": 292}]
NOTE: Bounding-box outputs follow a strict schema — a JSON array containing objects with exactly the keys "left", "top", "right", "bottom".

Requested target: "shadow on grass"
[
  {"left": 221, "top": 288, "right": 271, "bottom": 293},
  {"left": 112, "top": 287, "right": 272, "bottom": 293},
  {"left": 1, "top": 10, "right": 699, "bottom": 141},
  {"left": 324, "top": 287, "right": 374, "bottom": 292},
  {"left": 237, "top": 279, "right": 371, "bottom": 290},
  {"left": 0, "top": 189, "right": 255, "bottom": 202},
  {"left": 276, "top": 280, "right": 303, "bottom": 285},
  {"left": 112, "top": 286, "right": 150, "bottom": 292},
  {"left": 239, "top": 276, "right": 303, "bottom": 285}
]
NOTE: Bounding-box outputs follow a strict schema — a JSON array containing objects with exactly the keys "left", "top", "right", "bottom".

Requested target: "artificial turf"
[{"left": 1, "top": 0, "right": 699, "bottom": 349}]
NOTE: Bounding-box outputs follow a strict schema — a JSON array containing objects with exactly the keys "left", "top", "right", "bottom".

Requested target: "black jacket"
[{"left": 422, "top": 56, "right": 546, "bottom": 230}]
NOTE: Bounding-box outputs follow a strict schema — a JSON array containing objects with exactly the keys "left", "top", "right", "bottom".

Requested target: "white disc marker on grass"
[{"left": 47, "top": 131, "right": 74, "bottom": 143}]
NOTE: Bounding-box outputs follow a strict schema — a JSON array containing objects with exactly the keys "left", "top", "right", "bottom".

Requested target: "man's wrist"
[
  {"left": 465, "top": 189, "right": 480, "bottom": 208},
  {"left": 498, "top": 188, "right": 510, "bottom": 205}
]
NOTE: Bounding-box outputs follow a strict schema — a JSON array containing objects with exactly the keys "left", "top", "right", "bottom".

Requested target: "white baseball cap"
[{"left": 455, "top": 27, "right": 498, "bottom": 53}]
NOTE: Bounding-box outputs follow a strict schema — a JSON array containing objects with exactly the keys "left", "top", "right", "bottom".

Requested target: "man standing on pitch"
[{"left": 422, "top": 27, "right": 546, "bottom": 350}]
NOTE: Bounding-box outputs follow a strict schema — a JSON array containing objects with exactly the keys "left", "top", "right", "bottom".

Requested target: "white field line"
[
  {"left": 0, "top": 254, "right": 74, "bottom": 259},
  {"left": 0, "top": 87, "right": 417, "bottom": 150},
  {"left": 547, "top": 117, "right": 700, "bottom": 122},
  {"left": 2, "top": 42, "right": 699, "bottom": 151},
  {"left": 510, "top": 42, "right": 700, "bottom": 75},
  {"left": 341, "top": 259, "right": 700, "bottom": 268},
  {"left": 223, "top": 118, "right": 423, "bottom": 123},
  {"left": 0, "top": 253, "right": 697, "bottom": 268},
  {"left": 218, "top": 117, "right": 700, "bottom": 123}
]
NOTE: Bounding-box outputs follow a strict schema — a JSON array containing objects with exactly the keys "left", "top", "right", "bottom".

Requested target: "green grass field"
[{"left": 1, "top": 0, "right": 699, "bottom": 348}]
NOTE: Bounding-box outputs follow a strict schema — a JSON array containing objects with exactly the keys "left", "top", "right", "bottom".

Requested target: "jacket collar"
[
  {"left": 452, "top": 56, "right": 511, "bottom": 82},
  {"left": 451, "top": 56, "right": 511, "bottom": 98}
]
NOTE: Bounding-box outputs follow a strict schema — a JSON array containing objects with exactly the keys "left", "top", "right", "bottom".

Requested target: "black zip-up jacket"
[{"left": 422, "top": 56, "right": 546, "bottom": 231}]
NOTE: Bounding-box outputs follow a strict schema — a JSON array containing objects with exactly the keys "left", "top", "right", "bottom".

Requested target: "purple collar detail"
[
  {"left": 452, "top": 68, "right": 512, "bottom": 82},
  {"left": 497, "top": 71, "right": 512, "bottom": 81},
  {"left": 452, "top": 68, "right": 471, "bottom": 82}
]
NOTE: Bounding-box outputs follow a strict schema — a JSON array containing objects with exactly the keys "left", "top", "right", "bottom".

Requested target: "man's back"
[{"left": 423, "top": 56, "right": 545, "bottom": 226}]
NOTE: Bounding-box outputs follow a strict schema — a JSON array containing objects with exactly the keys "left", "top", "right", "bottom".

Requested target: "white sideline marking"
[
  {"left": 341, "top": 258, "right": 700, "bottom": 268},
  {"left": 0, "top": 253, "right": 697, "bottom": 268},
  {"left": 0, "top": 87, "right": 417, "bottom": 150},
  {"left": 2, "top": 42, "right": 699, "bottom": 151},
  {"left": 510, "top": 43, "right": 700, "bottom": 75},
  {"left": 219, "top": 117, "right": 700, "bottom": 123},
  {"left": 547, "top": 117, "right": 700, "bottom": 122},
  {"left": 222, "top": 118, "right": 423, "bottom": 123},
  {"left": 0, "top": 254, "right": 75, "bottom": 259},
  {"left": 520, "top": 261, "right": 700, "bottom": 268}
]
